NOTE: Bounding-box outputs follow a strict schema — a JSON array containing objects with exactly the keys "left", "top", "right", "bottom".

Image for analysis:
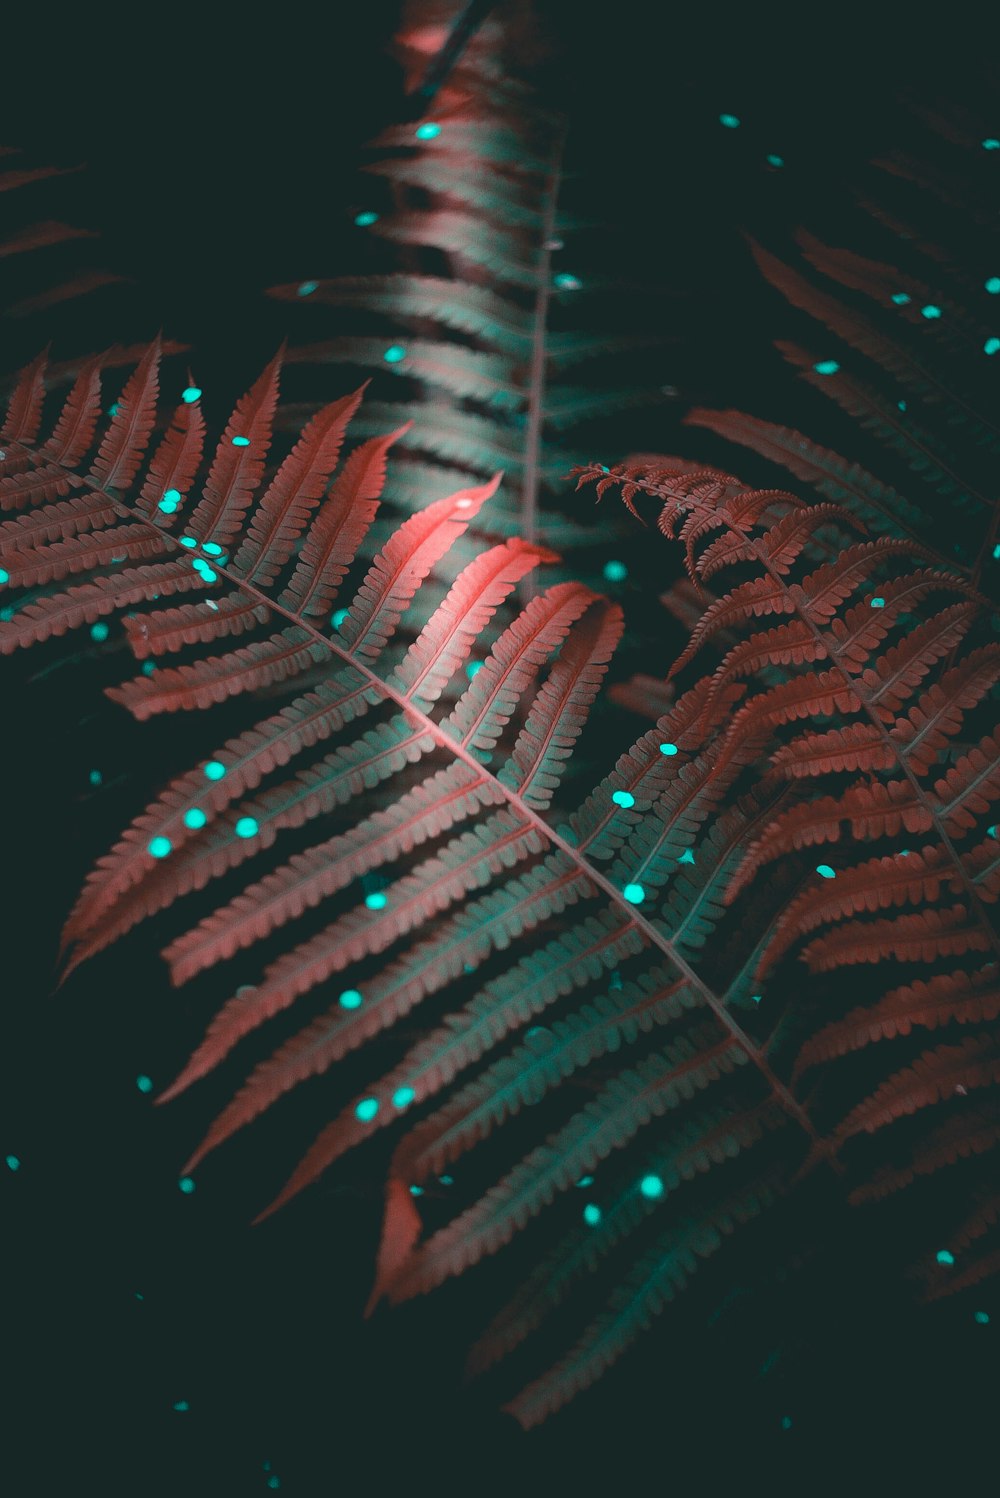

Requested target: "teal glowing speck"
[
  {"left": 183, "top": 808, "right": 207, "bottom": 830},
  {"left": 296, "top": 280, "right": 319, "bottom": 297},
  {"left": 891, "top": 293, "right": 911, "bottom": 305},
  {"left": 383, "top": 345, "right": 407, "bottom": 363},
  {"left": 148, "top": 836, "right": 172, "bottom": 859},
  {"left": 235, "top": 816, "right": 259, "bottom": 840},
  {"left": 0, "top": 568, "right": 8, "bottom": 585},
  {"left": 985, "top": 337, "right": 1000, "bottom": 355},
  {"left": 267, "top": 1480, "right": 281, "bottom": 1492},
  {"left": 6, "top": 1154, "right": 20, "bottom": 1172},
  {"left": 603, "top": 559, "right": 627, "bottom": 582},
  {"left": 90, "top": 622, "right": 109, "bottom": 641},
  {"left": 409, "top": 1184, "right": 424, "bottom": 1196},
  {"left": 180, "top": 535, "right": 198, "bottom": 548},
  {"left": 816, "top": 864, "right": 836, "bottom": 879},
  {"left": 766, "top": 154, "right": 784, "bottom": 167},
  {"left": 639, "top": 1174, "right": 664, "bottom": 1200},
  {"left": 339, "top": 988, "right": 363, "bottom": 1010},
  {"left": 612, "top": 790, "right": 635, "bottom": 808},
  {"left": 204, "top": 760, "right": 226, "bottom": 780},
  {"left": 898, "top": 400, "right": 907, "bottom": 412},
  {"left": 781, "top": 1416, "right": 793, "bottom": 1431},
  {"left": 936, "top": 1249, "right": 955, "bottom": 1265},
  {"left": 355, "top": 1097, "right": 379, "bottom": 1123},
  {"left": 181, "top": 387, "right": 202, "bottom": 403},
  {"left": 752, "top": 994, "right": 762, "bottom": 1005},
  {"left": 659, "top": 742, "right": 678, "bottom": 756},
  {"left": 158, "top": 489, "right": 181, "bottom": 513},
  {"left": 415, "top": 122, "right": 441, "bottom": 140},
  {"left": 813, "top": 359, "right": 839, "bottom": 375},
  {"left": 983, "top": 139, "right": 1000, "bottom": 150},
  {"left": 678, "top": 848, "right": 695, "bottom": 864},
  {"left": 465, "top": 660, "right": 484, "bottom": 679},
  {"left": 994, "top": 546, "right": 1000, "bottom": 561},
  {"left": 332, "top": 608, "right": 350, "bottom": 629},
  {"left": 172, "top": 1401, "right": 189, "bottom": 1412},
  {"left": 89, "top": 770, "right": 102, "bottom": 786},
  {"left": 870, "top": 596, "right": 885, "bottom": 608},
  {"left": 986, "top": 278, "right": 1000, "bottom": 294},
  {"left": 583, "top": 1204, "right": 602, "bottom": 1227},
  {"left": 354, "top": 211, "right": 379, "bottom": 227},
  {"left": 974, "top": 1311, "right": 990, "bottom": 1325},
  {"left": 178, "top": 1177, "right": 195, "bottom": 1194},
  {"left": 577, "top": 1175, "right": 594, "bottom": 1188},
  {"left": 202, "top": 542, "right": 224, "bottom": 556},
  {"left": 439, "top": 1174, "right": 454, "bottom": 1185},
  {"left": 719, "top": 113, "right": 740, "bottom": 128},
  {"left": 108, "top": 402, "right": 120, "bottom": 416},
  {"left": 232, "top": 435, "right": 251, "bottom": 447},
  {"left": 554, "top": 273, "right": 582, "bottom": 291},
  {"left": 365, "top": 891, "right": 388, "bottom": 910},
  {"left": 989, "top": 825, "right": 998, "bottom": 839},
  {"left": 921, "top": 304, "right": 942, "bottom": 319},
  {"left": 194, "top": 563, "right": 218, "bottom": 582},
  {"left": 136, "top": 1075, "right": 153, "bottom": 1094},
  {"left": 622, "top": 883, "right": 645, "bottom": 905},
  {"left": 393, "top": 1086, "right": 416, "bottom": 1110}
]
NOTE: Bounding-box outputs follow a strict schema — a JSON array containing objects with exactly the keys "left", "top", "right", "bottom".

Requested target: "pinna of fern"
[
  {"left": 266, "top": 0, "right": 668, "bottom": 571},
  {"left": 577, "top": 458, "right": 999, "bottom": 1305}
]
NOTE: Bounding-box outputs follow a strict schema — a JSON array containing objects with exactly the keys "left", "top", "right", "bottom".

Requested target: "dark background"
[{"left": 3, "top": 6, "right": 998, "bottom": 1493}]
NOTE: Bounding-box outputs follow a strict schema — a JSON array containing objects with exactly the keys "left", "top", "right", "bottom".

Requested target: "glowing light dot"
[
  {"left": 148, "top": 836, "right": 172, "bottom": 859},
  {"left": 89, "top": 770, "right": 102, "bottom": 786},
  {"left": 354, "top": 211, "right": 379, "bottom": 227},
  {"left": 365, "top": 891, "right": 388, "bottom": 910},
  {"left": 180, "top": 535, "right": 198, "bottom": 548},
  {"left": 409, "top": 1185, "right": 424, "bottom": 1196},
  {"left": 989, "top": 825, "right": 998, "bottom": 838},
  {"left": 173, "top": 1401, "right": 189, "bottom": 1412},
  {"left": 439, "top": 1175, "right": 454, "bottom": 1185},
  {"left": 813, "top": 360, "right": 840, "bottom": 375},
  {"left": 986, "top": 278, "right": 1000, "bottom": 294},
  {"left": 383, "top": 345, "right": 407, "bottom": 363},
  {"left": 267, "top": 1480, "right": 281, "bottom": 1491},
  {"left": 90, "top": 622, "right": 109, "bottom": 641},
  {"left": 659, "top": 742, "right": 678, "bottom": 756},
  {"left": 181, "top": 387, "right": 201, "bottom": 403},
  {"left": 781, "top": 1417, "right": 793, "bottom": 1431},
  {"left": 183, "top": 808, "right": 207, "bottom": 830},
  {"left": 994, "top": 547, "right": 1000, "bottom": 561},
  {"left": 603, "top": 559, "right": 628, "bottom": 582},
  {"left": 332, "top": 609, "right": 350, "bottom": 628},
  {"left": 898, "top": 400, "right": 907, "bottom": 411},
  {"left": 204, "top": 760, "right": 226, "bottom": 780},
  {"left": 870, "top": 597, "right": 885, "bottom": 608},
  {"left": 108, "top": 402, "right": 119, "bottom": 416},
  {"left": 455, "top": 498, "right": 473, "bottom": 508},
  {"left": 936, "top": 1249, "right": 955, "bottom": 1265},
  {"left": 355, "top": 1097, "right": 379, "bottom": 1122},
  {"left": 766, "top": 154, "right": 784, "bottom": 167},
  {"left": 678, "top": 849, "right": 695, "bottom": 864},
  {"left": 158, "top": 489, "right": 181, "bottom": 513},
  {"left": 296, "top": 280, "right": 319, "bottom": 297},
  {"left": 554, "top": 273, "right": 582, "bottom": 290},
  {"left": 178, "top": 1177, "right": 195, "bottom": 1194},
  {"left": 339, "top": 989, "right": 363, "bottom": 1010},
  {"left": 974, "top": 1311, "right": 990, "bottom": 1325},
  {"left": 465, "top": 660, "right": 484, "bottom": 679},
  {"left": 202, "top": 542, "right": 224, "bottom": 556},
  {"left": 232, "top": 435, "right": 251, "bottom": 447},
  {"left": 6, "top": 1155, "right": 20, "bottom": 1171},
  {"left": 983, "top": 139, "right": 1000, "bottom": 150},
  {"left": 921, "top": 304, "right": 942, "bottom": 319},
  {"left": 816, "top": 864, "right": 836, "bottom": 879},
  {"left": 891, "top": 293, "right": 911, "bottom": 305},
  {"left": 0, "top": 569, "right": 8, "bottom": 585},
  {"left": 612, "top": 790, "right": 635, "bottom": 808},
  {"left": 194, "top": 563, "right": 218, "bottom": 582},
  {"left": 577, "top": 1175, "right": 594, "bottom": 1188},
  {"left": 622, "top": 883, "right": 645, "bottom": 905},
  {"left": 235, "top": 817, "right": 259, "bottom": 839},
  {"left": 393, "top": 1086, "right": 416, "bottom": 1110},
  {"left": 136, "top": 1075, "right": 153, "bottom": 1093},
  {"left": 415, "top": 122, "right": 441, "bottom": 140},
  {"left": 985, "top": 337, "right": 1000, "bottom": 355},
  {"left": 752, "top": 994, "right": 762, "bottom": 1005},
  {"left": 639, "top": 1174, "right": 664, "bottom": 1199},
  {"left": 583, "top": 1204, "right": 602, "bottom": 1226},
  {"left": 719, "top": 113, "right": 741, "bottom": 128}
]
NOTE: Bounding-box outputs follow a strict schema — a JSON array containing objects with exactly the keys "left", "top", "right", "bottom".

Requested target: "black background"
[{"left": 3, "top": 6, "right": 999, "bottom": 1493}]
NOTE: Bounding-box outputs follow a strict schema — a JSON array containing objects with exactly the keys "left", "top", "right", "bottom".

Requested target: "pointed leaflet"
[
  {"left": 134, "top": 398, "right": 206, "bottom": 522},
  {"left": 187, "top": 352, "right": 281, "bottom": 546},
  {"left": 87, "top": 338, "right": 160, "bottom": 493},
  {"left": 2, "top": 350, "right": 48, "bottom": 443}
]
